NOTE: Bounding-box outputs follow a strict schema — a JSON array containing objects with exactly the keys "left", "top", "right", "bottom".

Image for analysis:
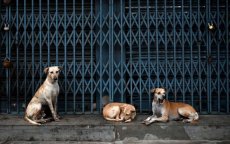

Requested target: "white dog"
[{"left": 24, "top": 66, "right": 62, "bottom": 125}]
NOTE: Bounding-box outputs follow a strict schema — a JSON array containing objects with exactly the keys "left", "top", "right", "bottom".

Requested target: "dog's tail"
[
  {"left": 104, "top": 117, "right": 123, "bottom": 122},
  {"left": 24, "top": 116, "right": 41, "bottom": 126}
]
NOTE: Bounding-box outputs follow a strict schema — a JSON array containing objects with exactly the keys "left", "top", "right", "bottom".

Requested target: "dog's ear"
[
  {"left": 121, "top": 105, "right": 134, "bottom": 115},
  {"left": 164, "top": 88, "right": 167, "bottom": 93},
  {"left": 58, "top": 66, "right": 63, "bottom": 71},
  {"left": 44, "top": 67, "right": 49, "bottom": 74},
  {"left": 150, "top": 88, "right": 155, "bottom": 93}
]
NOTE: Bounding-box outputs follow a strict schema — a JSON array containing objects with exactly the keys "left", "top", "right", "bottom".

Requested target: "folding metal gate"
[{"left": 0, "top": 0, "right": 229, "bottom": 114}]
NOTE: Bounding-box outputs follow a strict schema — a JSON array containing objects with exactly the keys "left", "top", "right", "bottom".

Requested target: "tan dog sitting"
[
  {"left": 24, "top": 66, "right": 62, "bottom": 125},
  {"left": 142, "top": 88, "right": 199, "bottom": 125},
  {"left": 103, "top": 102, "right": 136, "bottom": 122}
]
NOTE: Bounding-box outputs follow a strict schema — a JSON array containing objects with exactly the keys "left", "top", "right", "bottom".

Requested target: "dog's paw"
[
  {"left": 141, "top": 119, "right": 149, "bottom": 124},
  {"left": 54, "top": 117, "right": 60, "bottom": 121},
  {"left": 56, "top": 115, "right": 61, "bottom": 119},
  {"left": 145, "top": 117, "right": 151, "bottom": 121},
  {"left": 125, "top": 119, "right": 131, "bottom": 123},
  {"left": 182, "top": 119, "right": 191, "bottom": 123},
  {"left": 141, "top": 120, "right": 146, "bottom": 124},
  {"left": 144, "top": 121, "right": 152, "bottom": 126},
  {"left": 40, "top": 120, "right": 47, "bottom": 124},
  {"left": 141, "top": 120, "right": 151, "bottom": 125}
]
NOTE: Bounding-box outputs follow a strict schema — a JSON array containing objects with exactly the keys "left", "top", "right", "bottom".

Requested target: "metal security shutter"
[{"left": 0, "top": 0, "right": 229, "bottom": 114}]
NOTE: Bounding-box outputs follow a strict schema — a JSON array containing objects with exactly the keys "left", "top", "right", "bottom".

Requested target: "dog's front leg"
[
  {"left": 52, "top": 97, "right": 60, "bottom": 119},
  {"left": 144, "top": 116, "right": 168, "bottom": 125},
  {"left": 144, "top": 113, "right": 169, "bottom": 125},
  {"left": 46, "top": 99, "right": 59, "bottom": 121},
  {"left": 150, "top": 115, "right": 169, "bottom": 123},
  {"left": 52, "top": 97, "right": 57, "bottom": 113},
  {"left": 142, "top": 115, "right": 156, "bottom": 124},
  {"left": 125, "top": 119, "right": 132, "bottom": 123},
  {"left": 142, "top": 115, "right": 156, "bottom": 125},
  {"left": 146, "top": 115, "right": 156, "bottom": 122}
]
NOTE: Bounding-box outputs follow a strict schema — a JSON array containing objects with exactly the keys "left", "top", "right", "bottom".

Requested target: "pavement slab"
[{"left": 0, "top": 114, "right": 229, "bottom": 143}]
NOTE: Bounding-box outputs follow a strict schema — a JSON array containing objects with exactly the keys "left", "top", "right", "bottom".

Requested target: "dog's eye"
[
  {"left": 50, "top": 71, "right": 53, "bottom": 74},
  {"left": 56, "top": 71, "right": 59, "bottom": 73},
  {"left": 157, "top": 92, "right": 161, "bottom": 95}
]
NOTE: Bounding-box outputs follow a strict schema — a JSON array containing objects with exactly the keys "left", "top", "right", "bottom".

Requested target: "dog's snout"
[
  {"left": 54, "top": 77, "right": 58, "bottom": 80},
  {"left": 158, "top": 97, "right": 164, "bottom": 104}
]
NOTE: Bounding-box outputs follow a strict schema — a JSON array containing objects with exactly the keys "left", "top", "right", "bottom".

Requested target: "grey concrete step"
[
  {"left": 1, "top": 140, "right": 230, "bottom": 144},
  {"left": 0, "top": 125, "right": 115, "bottom": 141},
  {"left": 0, "top": 115, "right": 230, "bottom": 142}
]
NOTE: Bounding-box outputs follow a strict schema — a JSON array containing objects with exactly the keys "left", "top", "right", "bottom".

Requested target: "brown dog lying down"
[
  {"left": 24, "top": 66, "right": 62, "bottom": 125},
  {"left": 103, "top": 102, "right": 136, "bottom": 122},
  {"left": 142, "top": 88, "right": 199, "bottom": 125}
]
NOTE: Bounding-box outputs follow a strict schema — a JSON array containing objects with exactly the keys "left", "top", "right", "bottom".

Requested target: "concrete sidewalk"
[{"left": 0, "top": 115, "right": 230, "bottom": 143}]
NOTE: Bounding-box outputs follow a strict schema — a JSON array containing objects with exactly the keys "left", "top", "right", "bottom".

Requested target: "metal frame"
[{"left": 0, "top": 0, "right": 229, "bottom": 114}]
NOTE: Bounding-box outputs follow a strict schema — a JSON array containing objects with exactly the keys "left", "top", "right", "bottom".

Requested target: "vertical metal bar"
[
  {"left": 226, "top": 0, "right": 229, "bottom": 113},
  {"left": 189, "top": 0, "right": 193, "bottom": 105},
  {"left": 32, "top": 0, "right": 35, "bottom": 95},
  {"left": 99, "top": 0, "right": 102, "bottom": 112},
  {"left": 155, "top": 0, "right": 159, "bottom": 87},
  {"left": 90, "top": 0, "right": 93, "bottom": 113},
  {"left": 55, "top": 0, "right": 59, "bottom": 112},
  {"left": 64, "top": 0, "right": 67, "bottom": 113},
  {"left": 39, "top": 0, "right": 42, "bottom": 91},
  {"left": 6, "top": 0, "right": 10, "bottom": 113},
  {"left": 207, "top": 0, "right": 211, "bottom": 113},
  {"left": 108, "top": 0, "right": 111, "bottom": 102},
  {"left": 173, "top": 0, "right": 176, "bottom": 101},
  {"left": 182, "top": 0, "right": 185, "bottom": 103},
  {"left": 164, "top": 0, "right": 168, "bottom": 99},
  {"left": 109, "top": 0, "right": 112, "bottom": 102},
  {"left": 138, "top": 0, "right": 142, "bottom": 112},
  {"left": 129, "top": 0, "right": 132, "bottom": 104},
  {"left": 217, "top": 0, "right": 220, "bottom": 112},
  {"left": 24, "top": 0, "right": 27, "bottom": 108},
  {"left": 16, "top": 0, "right": 19, "bottom": 114},
  {"left": 120, "top": 0, "right": 124, "bottom": 102},
  {"left": 47, "top": 0, "right": 50, "bottom": 65},
  {"left": 9, "top": 4, "right": 12, "bottom": 113},
  {"left": 147, "top": 0, "right": 151, "bottom": 110},
  {"left": 108, "top": 0, "right": 111, "bottom": 104},
  {"left": 198, "top": 0, "right": 202, "bottom": 113},
  {"left": 56, "top": 0, "right": 58, "bottom": 65},
  {"left": 82, "top": 0, "right": 85, "bottom": 113},
  {"left": 209, "top": 0, "right": 213, "bottom": 113},
  {"left": 111, "top": 0, "right": 114, "bottom": 102},
  {"left": 73, "top": 0, "right": 76, "bottom": 113}
]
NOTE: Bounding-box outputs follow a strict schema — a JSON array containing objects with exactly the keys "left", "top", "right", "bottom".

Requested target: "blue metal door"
[{"left": 0, "top": 0, "right": 229, "bottom": 114}]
